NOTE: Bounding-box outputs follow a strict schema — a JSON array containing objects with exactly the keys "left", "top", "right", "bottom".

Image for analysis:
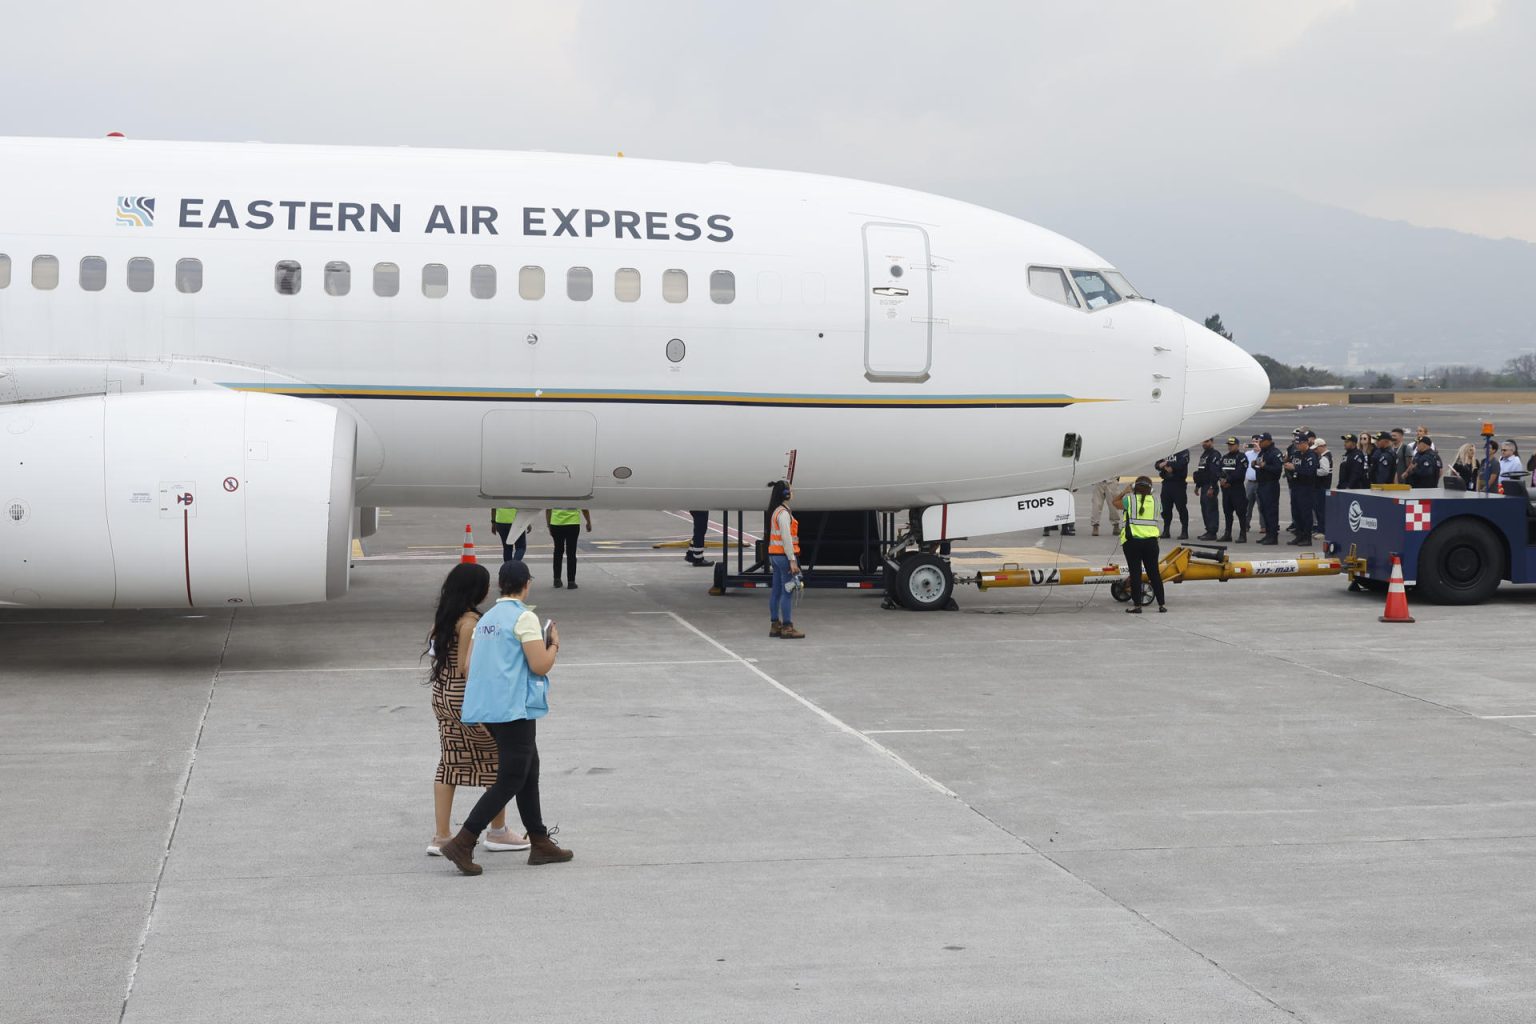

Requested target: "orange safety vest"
[{"left": 768, "top": 506, "right": 800, "bottom": 555}]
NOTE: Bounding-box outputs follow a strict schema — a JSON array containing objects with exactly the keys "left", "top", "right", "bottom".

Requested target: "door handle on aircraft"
[
  {"left": 520, "top": 468, "right": 557, "bottom": 474},
  {"left": 872, "top": 287, "right": 909, "bottom": 297}
]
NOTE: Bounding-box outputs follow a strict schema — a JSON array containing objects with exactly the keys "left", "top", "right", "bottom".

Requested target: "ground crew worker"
[
  {"left": 1283, "top": 436, "right": 1319, "bottom": 545},
  {"left": 1337, "top": 434, "right": 1369, "bottom": 489},
  {"left": 1119, "top": 476, "right": 1166, "bottom": 613},
  {"left": 1217, "top": 437, "right": 1248, "bottom": 542},
  {"left": 1154, "top": 448, "right": 1190, "bottom": 539},
  {"left": 546, "top": 508, "right": 592, "bottom": 589},
  {"left": 1310, "top": 438, "right": 1333, "bottom": 537},
  {"left": 1193, "top": 438, "right": 1222, "bottom": 540},
  {"left": 766, "top": 479, "right": 804, "bottom": 639},
  {"left": 685, "top": 511, "right": 713, "bottom": 567},
  {"left": 490, "top": 508, "right": 527, "bottom": 563},
  {"left": 1404, "top": 436, "right": 1443, "bottom": 487},
  {"left": 1087, "top": 479, "right": 1123, "bottom": 538},
  {"left": 1253, "top": 433, "right": 1283, "bottom": 545},
  {"left": 1368, "top": 433, "right": 1398, "bottom": 485}
]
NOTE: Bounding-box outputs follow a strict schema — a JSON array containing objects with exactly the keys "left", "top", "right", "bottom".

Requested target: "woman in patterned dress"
[{"left": 426, "top": 563, "right": 529, "bottom": 856}]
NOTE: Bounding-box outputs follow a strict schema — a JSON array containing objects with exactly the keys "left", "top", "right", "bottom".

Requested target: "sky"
[{"left": 0, "top": 0, "right": 1532, "bottom": 242}]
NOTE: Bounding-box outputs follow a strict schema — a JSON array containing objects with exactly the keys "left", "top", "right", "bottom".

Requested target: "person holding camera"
[
  {"left": 767, "top": 480, "right": 804, "bottom": 639},
  {"left": 1120, "top": 476, "right": 1167, "bottom": 613},
  {"left": 1154, "top": 448, "right": 1190, "bottom": 539}
]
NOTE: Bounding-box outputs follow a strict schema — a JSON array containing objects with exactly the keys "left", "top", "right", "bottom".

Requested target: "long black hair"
[
  {"left": 766, "top": 479, "right": 791, "bottom": 513},
  {"left": 427, "top": 562, "right": 491, "bottom": 684}
]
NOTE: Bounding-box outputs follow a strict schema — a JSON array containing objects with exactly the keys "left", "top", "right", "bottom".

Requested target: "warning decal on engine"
[{"left": 159, "top": 482, "right": 197, "bottom": 519}]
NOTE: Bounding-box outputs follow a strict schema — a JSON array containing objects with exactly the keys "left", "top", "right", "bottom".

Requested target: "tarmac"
[{"left": 3, "top": 402, "right": 1534, "bottom": 1023}]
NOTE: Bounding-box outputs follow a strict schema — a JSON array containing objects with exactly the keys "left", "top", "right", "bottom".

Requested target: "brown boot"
[
  {"left": 527, "top": 828, "right": 574, "bottom": 865},
  {"left": 439, "top": 827, "right": 482, "bottom": 876},
  {"left": 769, "top": 620, "right": 782, "bottom": 638},
  {"left": 1091, "top": 524, "right": 1099, "bottom": 537},
  {"left": 779, "top": 623, "right": 805, "bottom": 639}
]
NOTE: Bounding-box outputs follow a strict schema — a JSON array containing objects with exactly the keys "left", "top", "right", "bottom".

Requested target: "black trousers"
[
  {"left": 1220, "top": 484, "right": 1247, "bottom": 535},
  {"left": 690, "top": 510, "right": 709, "bottom": 549},
  {"left": 1312, "top": 486, "right": 1328, "bottom": 535},
  {"left": 1289, "top": 481, "right": 1314, "bottom": 537},
  {"left": 464, "top": 719, "right": 546, "bottom": 837},
  {"left": 1122, "top": 536, "right": 1166, "bottom": 607},
  {"left": 1199, "top": 487, "right": 1220, "bottom": 534},
  {"left": 550, "top": 524, "right": 580, "bottom": 581},
  {"left": 1257, "top": 480, "right": 1281, "bottom": 537},
  {"left": 1160, "top": 483, "right": 1188, "bottom": 531},
  {"left": 492, "top": 521, "right": 526, "bottom": 562}
]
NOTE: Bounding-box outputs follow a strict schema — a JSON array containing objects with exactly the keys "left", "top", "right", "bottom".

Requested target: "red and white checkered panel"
[{"left": 1404, "top": 499, "right": 1433, "bottom": 532}]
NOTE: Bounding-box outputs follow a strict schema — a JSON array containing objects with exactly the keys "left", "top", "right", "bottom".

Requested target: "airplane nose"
[{"left": 1175, "top": 318, "right": 1270, "bottom": 449}]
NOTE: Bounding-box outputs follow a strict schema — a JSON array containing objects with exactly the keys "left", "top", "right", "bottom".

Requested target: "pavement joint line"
[
  {"left": 1478, "top": 714, "right": 1536, "bottom": 719},
  {"left": 117, "top": 611, "right": 235, "bottom": 1024},
  {"left": 1050, "top": 832, "right": 1536, "bottom": 855},
  {"left": 863, "top": 728, "right": 967, "bottom": 734}
]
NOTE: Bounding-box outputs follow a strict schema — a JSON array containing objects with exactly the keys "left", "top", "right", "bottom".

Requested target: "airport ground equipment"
[
  {"left": 710, "top": 510, "right": 897, "bottom": 596},
  {"left": 1326, "top": 484, "right": 1536, "bottom": 604}
]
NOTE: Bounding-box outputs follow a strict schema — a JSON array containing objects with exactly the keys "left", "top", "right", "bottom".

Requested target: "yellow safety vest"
[
  {"left": 1120, "top": 494, "right": 1160, "bottom": 542},
  {"left": 493, "top": 508, "right": 518, "bottom": 525},
  {"left": 550, "top": 509, "right": 582, "bottom": 527}
]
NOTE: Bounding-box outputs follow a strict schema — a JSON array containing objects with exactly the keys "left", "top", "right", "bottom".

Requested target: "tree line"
[{"left": 1203, "top": 315, "right": 1536, "bottom": 390}]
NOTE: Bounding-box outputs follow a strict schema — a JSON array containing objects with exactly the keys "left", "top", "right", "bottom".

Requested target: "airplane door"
[
  {"left": 480, "top": 409, "right": 597, "bottom": 500},
  {"left": 863, "top": 223, "right": 932, "bottom": 382}
]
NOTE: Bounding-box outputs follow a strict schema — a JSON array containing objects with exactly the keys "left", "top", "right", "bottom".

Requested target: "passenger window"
[
  {"left": 757, "top": 271, "right": 781, "bottom": 305},
  {"left": 32, "top": 255, "right": 59, "bottom": 290},
  {"left": 470, "top": 264, "right": 496, "bottom": 299},
  {"left": 1028, "top": 267, "right": 1079, "bottom": 308},
  {"left": 1069, "top": 269, "right": 1121, "bottom": 310},
  {"left": 373, "top": 262, "right": 400, "bottom": 297},
  {"left": 615, "top": 268, "right": 641, "bottom": 302},
  {"left": 710, "top": 270, "right": 735, "bottom": 304},
  {"left": 275, "top": 260, "right": 302, "bottom": 295},
  {"left": 662, "top": 269, "right": 688, "bottom": 303},
  {"left": 0, "top": 253, "right": 10, "bottom": 289},
  {"left": 325, "top": 261, "right": 351, "bottom": 297},
  {"left": 128, "top": 258, "right": 155, "bottom": 293},
  {"left": 567, "top": 267, "right": 593, "bottom": 301},
  {"left": 519, "top": 265, "right": 545, "bottom": 300},
  {"left": 422, "top": 263, "right": 449, "bottom": 298},
  {"left": 79, "top": 256, "right": 108, "bottom": 292},
  {"left": 175, "top": 258, "right": 203, "bottom": 294}
]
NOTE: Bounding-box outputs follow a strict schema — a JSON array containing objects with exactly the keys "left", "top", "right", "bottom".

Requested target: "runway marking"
[
  {"left": 1477, "top": 714, "right": 1536, "bottom": 719},
  {"left": 663, "top": 509, "right": 761, "bottom": 543},
  {"left": 659, "top": 609, "right": 958, "bottom": 799},
  {"left": 863, "top": 728, "right": 966, "bottom": 735},
  {"left": 0, "top": 619, "right": 106, "bottom": 625},
  {"left": 217, "top": 658, "right": 743, "bottom": 675}
]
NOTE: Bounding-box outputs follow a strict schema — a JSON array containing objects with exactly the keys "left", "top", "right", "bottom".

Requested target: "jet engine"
[{"left": 0, "top": 390, "right": 355, "bottom": 608}]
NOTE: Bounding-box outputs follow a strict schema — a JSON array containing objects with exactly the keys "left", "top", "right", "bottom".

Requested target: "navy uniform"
[
  {"left": 1193, "top": 440, "right": 1222, "bottom": 540},
  {"left": 1337, "top": 435, "right": 1369, "bottom": 489},
  {"left": 1404, "top": 440, "right": 1443, "bottom": 487},
  {"left": 1286, "top": 441, "right": 1319, "bottom": 544},
  {"left": 1216, "top": 437, "right": 1248, "bottom": 541},
  {"left": 1254, "top": 435, "right": 1284, "bottom": 544},
  {"left": 1283, "top": 431, "right": 1302, "bottom": 531},
  {"left": 1155, "top": 449, "right": 1190, "bottom": 539},
  {"left": 1310, "top": 441, "right": 1334, "bottom": 537},
  {"left": 1367, "top": 435, "right": 1398, "bottom": 485}
]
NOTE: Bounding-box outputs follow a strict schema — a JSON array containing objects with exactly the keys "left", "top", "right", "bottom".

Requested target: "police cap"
[
  {"left": 1226, "top": 436, "right": 1240, "bottom": 445},
  {"left": 1417, "top": 435, "right": 1434, "bottom": 447},
  {"left": 1341, "top": 433, "right": 1357, "bottom": 442}
]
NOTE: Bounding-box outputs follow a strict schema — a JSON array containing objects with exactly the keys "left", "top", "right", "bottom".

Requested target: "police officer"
[
  {"left": 490, "top": 507, "right": 527, "bottom": 562},
  {"left": 1404, "top": 435, "right": 1443, "bottom": 487},
  {"left": 1310, "top": 438, "right": 1333, "bottom": 537},
  {"left": 1337, "top": 434, "right": 1369, "bottom": 490},
  {"left": 1368, "top": 432, "right": 1399, "bottom": 485},
  {"left": 1253, "top": 433, "right": 1284, "bottom": 545},
  {"left": 1193, "top": 438, "right": 1222, "bottom": 540},
  {"left": 1283, "top": 435, "right": 1319, "bottom": 545},
  {"left": 1216, "top": 436, "right": 1248, "bottom": 542},
  {"left": 1154, "top": 447, "right": 1190, "bottom": 539}
]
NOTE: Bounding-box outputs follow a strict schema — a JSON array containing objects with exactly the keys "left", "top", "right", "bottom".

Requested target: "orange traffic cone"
[
  {"left": 460, "top": 524, "right": 478, "bottom": 564},
  {"left": 1378, "top": 554, "right": 1414, "bottom": 623}
]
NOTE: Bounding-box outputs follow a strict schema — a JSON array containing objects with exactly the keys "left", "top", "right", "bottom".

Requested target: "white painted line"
[
  {"left": 219, "top": 665, "right": 424, "bottom": 675},
  {"left": 863, "top": 728, "right": 967, "bottom": 735},
  {"left": 660, "top": 610, "right": 958, "bottom": 799},
  {"left": 0, "top": 619, "right": 106, "bottom": 626},
  {"left": 560, "top": 658, "right": 740, "bottom": 668},
  {"left": 663, "top": 509, "right": 761, "bottom": 543},
  {"left": 1477, "top": 714, "right": 1536, "bottom": 719}
]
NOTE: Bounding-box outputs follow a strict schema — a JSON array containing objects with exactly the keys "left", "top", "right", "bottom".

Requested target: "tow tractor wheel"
[
  {"left": 895, "top": 553, "right": 954, "bottom": 611},
  {"left": 1415, "top": 519, "right": 1504, "bottom": 605},
  {"left": 1109, "top": 579, "right": 1155, "bottom": 606}
]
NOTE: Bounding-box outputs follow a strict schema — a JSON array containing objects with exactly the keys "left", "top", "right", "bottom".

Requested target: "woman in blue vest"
[
  {"left": 1120, "top": 476, "right": 1168, "bottom": 613},
  {"left": 437, "top": 559, "right": 574, "bottom": 875}
]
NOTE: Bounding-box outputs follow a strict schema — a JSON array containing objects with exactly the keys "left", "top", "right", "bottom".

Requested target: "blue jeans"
[{"left": 769, "top": 554, "right": 795, "bottom": 622}]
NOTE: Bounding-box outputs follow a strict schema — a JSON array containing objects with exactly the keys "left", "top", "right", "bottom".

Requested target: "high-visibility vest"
[
  {"left": 768, "top": 506, "right": 800, "bottom": 555},
  {"left": 1120, "top": 494, "right": 1160, "bottom": 542},
  {"left": 493, "top": 508, "right": 518, "bottom": 525},
  {"left": 550, "top": 509, "right": 582, "bottom": 527}
]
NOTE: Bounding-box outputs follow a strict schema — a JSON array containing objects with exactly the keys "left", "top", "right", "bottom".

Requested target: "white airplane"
[{"left": 0, "top": 136, "right": 1267, "bottom": 610}]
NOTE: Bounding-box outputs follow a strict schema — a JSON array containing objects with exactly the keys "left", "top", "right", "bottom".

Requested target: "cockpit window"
[
  {"left": 1027, "top": 266, "right": 1079, "bottom": 308},
  {"left": 1103, "top": 270, "right": 1139, "bottom": 299},
  {"left": 1070, "top": 269, "right": 1121, "bottom": 310}
]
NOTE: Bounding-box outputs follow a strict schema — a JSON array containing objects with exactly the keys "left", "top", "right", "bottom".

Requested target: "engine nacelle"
[{"left": 0, "top": 391, "right": 355, "bottom": 608}]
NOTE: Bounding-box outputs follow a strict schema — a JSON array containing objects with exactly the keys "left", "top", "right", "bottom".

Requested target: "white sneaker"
[
  {"left": 426, "top": 836, "right": 450, "bottom": 857},
  {"left": 483, "top": 828, "right": 531, "bottom": 852}
]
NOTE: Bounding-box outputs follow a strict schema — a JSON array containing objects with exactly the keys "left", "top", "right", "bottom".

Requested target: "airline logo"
[{"left": 116, "top": 196, "right": 156, "bottom": 227}]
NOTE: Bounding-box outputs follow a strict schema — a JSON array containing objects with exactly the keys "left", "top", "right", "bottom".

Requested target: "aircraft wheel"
[
  {"left": 1415, "top": 519, "right": 1504, "bottom": 605},
  {"left": 895, "top": 553, "right": 954, "bottom": 611}
]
